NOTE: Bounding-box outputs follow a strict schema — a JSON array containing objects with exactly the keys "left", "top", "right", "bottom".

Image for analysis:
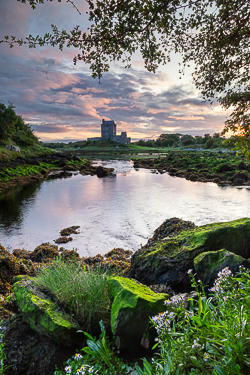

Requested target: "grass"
[{"left": 35, "top": 258, "right": 111, "bottom": 331}]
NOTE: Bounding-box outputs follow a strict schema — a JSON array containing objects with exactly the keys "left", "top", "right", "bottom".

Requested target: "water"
[{"left": 1, "top": 159, "right": 250, "bottom": 256}]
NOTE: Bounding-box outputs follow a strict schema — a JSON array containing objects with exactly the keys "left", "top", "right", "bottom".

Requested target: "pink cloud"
[{"left": 169, "top": 116, "right": 206, "bottom": 121}]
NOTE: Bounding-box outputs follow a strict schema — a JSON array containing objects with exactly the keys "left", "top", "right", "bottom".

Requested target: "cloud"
[{"left": 0, "top": 0, "right": 228, "bottom": 141}]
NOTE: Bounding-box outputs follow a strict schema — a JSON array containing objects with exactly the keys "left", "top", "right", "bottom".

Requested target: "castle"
[{"left": 87, "top": 119, "right": 131, "bottom": 145}]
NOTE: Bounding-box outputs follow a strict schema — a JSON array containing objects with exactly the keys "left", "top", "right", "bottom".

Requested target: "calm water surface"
[{"left": 1, "top": 159, "right": 250, "bottom": 256}]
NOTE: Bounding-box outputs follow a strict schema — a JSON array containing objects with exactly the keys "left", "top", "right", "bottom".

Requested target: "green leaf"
[
  {"left": 214, "top": 365, "right": 228, "bottom": 375},
  {"left": 189, "top": 356, "right": 198, "bottom": 366}
]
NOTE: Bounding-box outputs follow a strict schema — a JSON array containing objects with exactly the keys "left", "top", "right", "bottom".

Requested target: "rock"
[
  {"left": 233, "top": 178, "right": 245, "bottom": 186},
  {"left": 13, "top": 249, "right": 31, "bottom": 260},
  {"left": 73, "top": 155, "right": 81, "bottom": 162},
  {"left": 218, "top": 163, "right": 235, "bottom": 172},
  {"left": 62, "top": 165, "right": 78, "bottom": 172},
  {"left": 0, "top": 244, "right": 35, "bottom": 295},
  {"left": 238, "top": 162, "right": 247, "bottom": 170},
  {"left": 3, "top": 315, "right": 76, "bottom": 375},
  {"left": 189, "top": 174, "right": 199, "bottom": 181},
  {"left": 13, "top": 276, "right": 81, "bottom": 346},
  {"left": 194, "top": 249, "right": 250, "bottom": 285},
  {"left": 60, "top": 226, "right": 80, "bottom": 236},
  {"left": 96, "top": 165, "right": 114, "bottom": 177},
  {"left": 232, "top": 171, "right": 249, "bottom": 182},
  {"left": 30, "top": 243, "right": 60, "bottom": 262},
  {"left": 150, "top": 218, "right": 196, "bottom": 242},
  {"left": 130, "top": 218, "right": 250, "bottom": 291},
  {"left": 57, "top": 158, "right": 67, "bottom": 168},
  {"left": 5, "top": 145, "right": 21, "bottom": 153},
  {"left": 109, "top": 276, "right": 168, "bottom": 350},
  {"left": 54, "top": 236, "right": 73, "bottom": 244},
  {"left": 213, "top": 177, "right": 221, "bottom": 184}
]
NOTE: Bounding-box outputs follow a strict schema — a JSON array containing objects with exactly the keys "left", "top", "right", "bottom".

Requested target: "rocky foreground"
[{"left": 1, "top": 217, "right": 250, "bottom": 374}]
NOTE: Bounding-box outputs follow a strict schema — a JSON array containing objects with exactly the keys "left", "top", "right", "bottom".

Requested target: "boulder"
[
  {"left": 3, "top": 316, "right": 76, "bottom": 375},
  {"left": 218, "top": 163, "right": 235, "bottom": 172},
  {"left": 57, "top": 158, "right": 67, "bottom": 168},
  {"left": 29, "top": 242, "right": 60, "bottom": 262},
  {"left": 13, "top": 276, "right": 81, "bottom": 346},
  {"left": 0, "top": 244, "right": 35, "bottom": 295},
  {"left": 232, "top": 171, "right": 249, "bottom": 182},
  {"left": 96, "top": 165, "right": 114, "bottom": 177},
  {"left": 238, "top": 162, "right": 248, "bottom": 170},
  {"left": 194, "top": 249, "right": 250, "bottom": 285},
  {"left": 5, "top": 144, "right": 21, "bottom": 153},
  {"left": 130, "top": 218, "right": 250, "bottom": 291},
  {"left": 109, "top": 276, "right": 168, "bottom": 350}
]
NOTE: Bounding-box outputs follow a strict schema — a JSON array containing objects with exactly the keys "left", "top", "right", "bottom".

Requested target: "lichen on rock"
[{"left": 13, "top": 276, "right": 82, "bottom": 346}]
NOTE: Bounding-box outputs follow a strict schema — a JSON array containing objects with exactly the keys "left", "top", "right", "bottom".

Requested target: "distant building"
[
  {"left": 101, "top": 119, "right": 131, "bottom": 144},
  {"left": 87, "top": 137, "right": 102, "bottom": 142}
]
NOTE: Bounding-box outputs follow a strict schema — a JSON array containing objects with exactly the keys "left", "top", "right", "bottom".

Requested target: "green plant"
[
  {"left": 143, "top": 267, "right": 250, "bottom": 374},
  {"left": 54, "top": 321, "right": 134, "bottom": 375},
  {"left": 35, "top": 258, "right": 111, "bottom": 330},
  {"left": 0, "top": 325, "right": 11, "bottom": 374}
]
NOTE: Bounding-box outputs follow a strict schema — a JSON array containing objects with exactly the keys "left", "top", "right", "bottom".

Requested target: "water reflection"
[
  {"left": 0, "top": 182, "right": 42, "bottom": 234},
  {"left": 0, "top": 159, "right": 250, "bottom": 255}
]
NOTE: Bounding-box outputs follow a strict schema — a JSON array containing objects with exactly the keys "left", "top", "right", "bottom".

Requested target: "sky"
[{"left": 0, "top": 0, "right": 229, "bottom": 142}]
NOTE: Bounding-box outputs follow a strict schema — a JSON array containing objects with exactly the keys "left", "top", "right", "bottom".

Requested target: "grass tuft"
[{"left": 35, "top": 258, "right": 110, "bottom": 331}]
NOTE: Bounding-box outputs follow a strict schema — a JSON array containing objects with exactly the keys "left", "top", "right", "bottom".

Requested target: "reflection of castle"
[{"left": 88, "top": 119, "right": 131, "bottom": 145}]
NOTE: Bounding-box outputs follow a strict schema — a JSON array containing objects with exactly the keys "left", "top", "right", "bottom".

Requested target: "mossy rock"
[
  {"left": 194, "top": 249, "right": 250, "bottom": 285},
  {"left": 109, "top": 276, "right": 168, "bottom": 350},
  {"left": 130, "top": 218, "right": 250, "bottom": 291},
  {"left": 13, "top": 276, "right": 81, "bottom": 346}
]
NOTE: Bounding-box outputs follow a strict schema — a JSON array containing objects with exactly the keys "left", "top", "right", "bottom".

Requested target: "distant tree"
[
  {"left": 181, "top": 135, "right": 195, "bottom": 146},
  {"left": 137, "top": 139, "right": 146, "bottom": 146},
  {"left": 213, "top": 133, "right": 221, "bottom": 139},
  {"left": 205, "top": 138, "right": 215, "bottom": 149},
  {"left": 144, "top": 139, "right": 155, "bottom": 147},
  {"left": 195, "top": 136, "right": 203, "bottom": 144}
]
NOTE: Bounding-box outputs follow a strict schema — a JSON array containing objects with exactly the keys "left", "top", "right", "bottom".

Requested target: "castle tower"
[{"left": 101, "top": 119, "right": 116, "bottom": 141}]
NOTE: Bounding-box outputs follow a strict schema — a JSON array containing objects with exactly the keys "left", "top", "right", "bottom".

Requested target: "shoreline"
[
  {"left": 0, "top": 153, "right": 114, "bottom": 193},
  {"left": 133, "top": 150, "right": 250, "bottom": 186}
]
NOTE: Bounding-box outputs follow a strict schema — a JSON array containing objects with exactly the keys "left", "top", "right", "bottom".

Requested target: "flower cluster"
[
  {"left": 64, "top": 364, "right": 95, "bottom": 374},
  {"left": 74, "top": 354, "right": 83, "bottom": 361},
  {"left": 210, "top": 267, "right": 232, "bottom": 294},
  {"left": 204, "top": 352, "right": 210, "bottom": 362},
  {"left": 152, "top": 310, "right": 176, "bottom": 334},
  {"left": 192, "top": 338, "right": 200, "bottom": 349},
  {"left": 164, "top": 293, "right": 186, "bottom": 306}
]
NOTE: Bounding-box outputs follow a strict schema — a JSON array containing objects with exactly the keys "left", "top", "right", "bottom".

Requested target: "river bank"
[
  {"left": 1, "top": 148, "right": 248, "bottom": 193},
  {"left": 133, "top": 150, "right": 250, "bottom": 186},
  {"left": 0, "top": 151, "right": 114, "bottom": 193}
]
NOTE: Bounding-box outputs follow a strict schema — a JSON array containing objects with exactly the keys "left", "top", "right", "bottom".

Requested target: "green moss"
[
  {"left": 144, "top": 218, "right": 250, "bottom": 259},
  {"left": 109, "top": 276, "right": 168, "bottom": 337},
  {"left": 130, "top": 218, "right": 250, "bottom": 287},
  {"left": 13, "top": 277, "right": 80, "bottom": 346},
  {"left": 194, "top": 249, "right": 249, "bottom": 284}
]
